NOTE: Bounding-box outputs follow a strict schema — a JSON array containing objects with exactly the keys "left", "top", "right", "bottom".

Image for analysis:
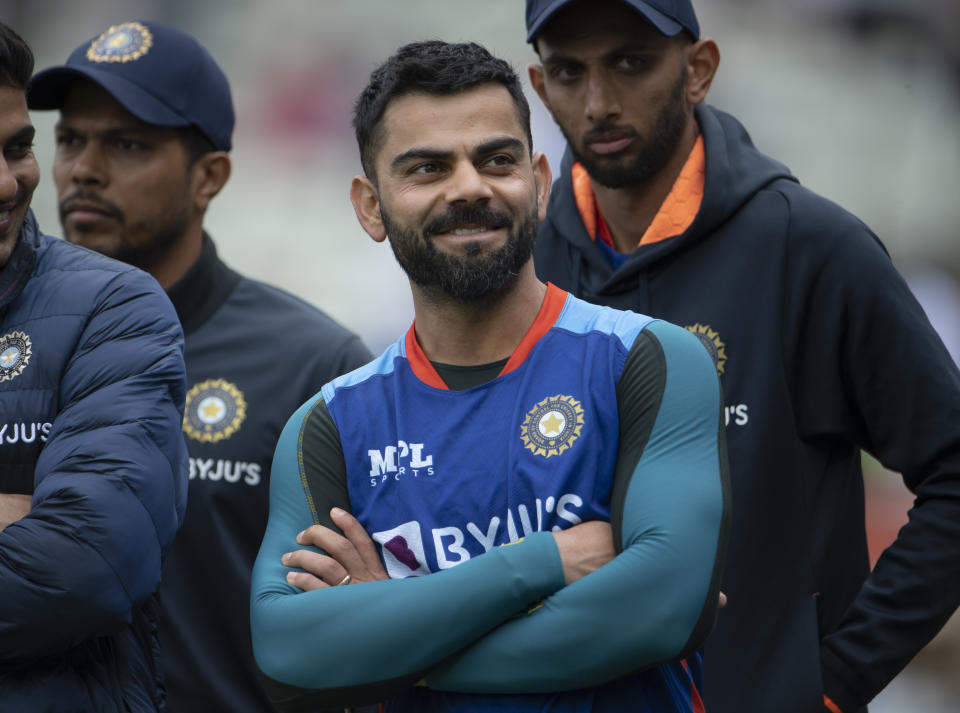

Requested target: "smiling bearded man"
[{"left": 250, "top": 39, "right": 730, "bottom": 713}]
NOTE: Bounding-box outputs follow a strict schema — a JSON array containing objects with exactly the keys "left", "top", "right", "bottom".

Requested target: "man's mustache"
[
  {"left": 422, "top": 205, "right": 512, "bottom": 238},
  {"left": 58, "top": 191, "right": 124, "bottom": 221},
  {"left": 581, "top": 123, "right": 638, "bottom": 145}
]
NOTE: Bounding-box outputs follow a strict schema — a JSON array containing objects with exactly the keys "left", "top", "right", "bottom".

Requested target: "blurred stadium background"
[{"left": 5, "top": 0, "right": 958, "bottom": 708}]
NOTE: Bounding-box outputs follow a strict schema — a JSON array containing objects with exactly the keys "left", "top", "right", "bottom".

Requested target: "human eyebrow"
[
  {"left": 7, "top": 125, "right": 35, "bottom": 145},
  {"left": 543, "top": 40, "right": 659, "bottom": 66},
  {"left": 541, "top": 53, "right": 584, "bottom": 70},
  {"left": 474, "top": 136, "right": 525, "bottom": 157},
  {"left": 95, "top": 126, "right": 175, "bottom": 148},
  {"left": 53, "top": 121, "right": 165, "bottom": 142},
  {"left": 101, "top": 126, "right": 163, "bottom": 138},
  {"left": 603, "top": 41, "right": 664, "bottom": 64},
  {"left": 608, "top": 40, "right": 659, "bottom": 55},
  {"left": 390, "top": 148, "right": 453, "bottom": 172}
]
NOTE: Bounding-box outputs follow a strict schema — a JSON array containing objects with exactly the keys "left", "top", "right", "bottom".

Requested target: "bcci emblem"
[
  {"left": 0, "top": 331, "right": 31, "bottom": 382},
  {"left": 520, "top": 394, "right": 584, "bottom": 458},
  {"left": 685, "top": 323, "right": 727, "bottom": 375},
  {"left": 182, "top": 378, "right": 247, "bottom": 443},
  {"left": 86, "top": 22, "right": 153, "bottom": 63}
]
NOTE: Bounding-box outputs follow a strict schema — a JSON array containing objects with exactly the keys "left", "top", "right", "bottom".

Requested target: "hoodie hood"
[{"left": 537, "top": 105, "right": 796, "bottom": 298}]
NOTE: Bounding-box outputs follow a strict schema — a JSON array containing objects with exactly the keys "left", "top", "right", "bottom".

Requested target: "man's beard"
[
  {"left": 566, "top": 73, "right": 688, "bottom": 189},
  {"left": 381, "top": 200, "right": 538, "bottom": 304},
  {"left": 60, "top": 191, "right": 190, "bottom": 273},
  {"left": 107, "top": 217, "right": 188, "bottom": 273}
]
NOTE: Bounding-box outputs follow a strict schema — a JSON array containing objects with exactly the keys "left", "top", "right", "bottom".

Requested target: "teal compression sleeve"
[
  {"left": 250, "top": 397, "right": 567, "bottom": 707},
  {"left": 425, "top": 321, "right": 730, "bottom": 692}
]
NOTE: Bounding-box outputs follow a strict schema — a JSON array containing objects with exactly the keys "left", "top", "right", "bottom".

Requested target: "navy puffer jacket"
[{"left": 0, "top": 211, "right": 188, "bottom": 712}]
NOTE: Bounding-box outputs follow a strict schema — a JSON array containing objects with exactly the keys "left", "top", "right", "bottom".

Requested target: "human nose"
[
  {"left": 584, "top": 74, "right": 620, "bottom": 123},
  {"left": 68, "top": 142, "right": 107, "bottom": 186},
  {"left": 443, "top": 161, "right": 493, "bottom": 205}
]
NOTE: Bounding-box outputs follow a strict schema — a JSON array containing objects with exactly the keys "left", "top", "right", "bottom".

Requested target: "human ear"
[
  {"left": 192, "top": 152, "right": 231, "bottom": 211},
  {"left": 349, "top": 175, "right": 387, "bottom": 243},
  {"left": 532, "top": 151, "right": 552, "bottom": 223},
  {"left": 684, "top": 38, "right": 720, "bottom": 106},
  {"left": 528, "top": 63, "right": 552, "bottom": 114}
]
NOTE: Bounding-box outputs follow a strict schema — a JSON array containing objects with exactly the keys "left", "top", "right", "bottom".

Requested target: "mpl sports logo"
[{"left": 367, "top": 440, "right": 434, "bottom": 487}]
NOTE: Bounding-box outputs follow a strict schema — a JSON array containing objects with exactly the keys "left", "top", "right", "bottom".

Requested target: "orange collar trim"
[
  {"left": 404, "top": 327, "right": 447, "bottom": 389},
  {"left": 572, "top": 133, "right": 706, "bottom": 251},
  {"left": 572, "top": 163, "right": 597, "bottom": 240},
  {"left": 404, "top": 283, "right": 568, "bottom": 389}
]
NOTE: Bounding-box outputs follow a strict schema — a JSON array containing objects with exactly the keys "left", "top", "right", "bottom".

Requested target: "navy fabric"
[
  {"left": 534, "top": 103, "right": 960, "bottom": 713},
  {"left": 0, "top": 211, "right": 188, "bottom": 712},
  {"left": 158, "top": 236, "right": 372, "bottom": 713},
  {"left": 525, "top": 0, "right": 699, "bottom": 41},
  {"left": 28, "top": 21, "right": 234, "bottom": 151}
]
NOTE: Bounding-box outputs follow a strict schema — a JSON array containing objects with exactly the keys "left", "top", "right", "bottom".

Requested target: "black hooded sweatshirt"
[{"left": 534, "top": 104, "right": 960, "bottom": 713}]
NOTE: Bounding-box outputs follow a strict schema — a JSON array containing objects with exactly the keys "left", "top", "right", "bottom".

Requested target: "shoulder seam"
[{"left": 297, "top": 397, "right": 328, "bottom": 525}]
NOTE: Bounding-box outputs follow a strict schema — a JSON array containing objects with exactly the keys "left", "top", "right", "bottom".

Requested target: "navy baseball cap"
[
  {"left": 27, "top": 21, "right": 234, "bottom": 151},
  {"left": 526, "top": 0, "right": 700, "bottom": 42}
]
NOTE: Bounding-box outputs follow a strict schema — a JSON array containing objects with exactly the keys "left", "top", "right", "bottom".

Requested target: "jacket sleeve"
[
  {"left": 0, "top": 269, "right": 188, "bottom": 662},
  {"left": 425, "top": 320, "right": 730, "bottom": 692},
  {"left": 784, "top": 203, "right": 960, "bottom": 712},
  {"left": 250, "top": 396, "right": 568, "bottom": 709}
]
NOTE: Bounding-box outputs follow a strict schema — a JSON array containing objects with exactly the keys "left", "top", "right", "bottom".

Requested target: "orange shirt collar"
[
  {"left": 404, "top": 283, "right": 568, "bottom": 389},
  {"left": 572, "top": 133, "right": 706, "bottom": 251}
]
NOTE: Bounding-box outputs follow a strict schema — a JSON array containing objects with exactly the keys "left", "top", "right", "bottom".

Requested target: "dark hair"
[
  {"left": 353, "top": 40, "right": 532, "bottom": 180},
  {"left": 0, "top": 22, "right": 33, "bottom": 90},
  {"left": 178, "top": 125, "right": 217, "bottom": 165}
]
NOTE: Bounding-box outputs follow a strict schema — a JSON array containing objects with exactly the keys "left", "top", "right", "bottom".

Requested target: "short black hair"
[
  {"left": 178, "top": 125, "right": 217, "bottom": 166},
  {"left": 353, "top": 40, "right": 532, "bottom": 181},
  {"left": 0, "top": 22, "right": 33, "bottom": 90}
]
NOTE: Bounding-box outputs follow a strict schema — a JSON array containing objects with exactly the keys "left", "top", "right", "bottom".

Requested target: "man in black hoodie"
[{"left": 526, "top": 1, "right": 960, "bottom": 713}]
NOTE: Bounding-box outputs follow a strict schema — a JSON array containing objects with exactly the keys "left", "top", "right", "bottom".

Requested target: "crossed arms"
[
  {"left": 0, "top": 269, "right": 187, "bottom": 661},
  {"left": 250, "top": 320, "right": 730, "bottom": 708}
]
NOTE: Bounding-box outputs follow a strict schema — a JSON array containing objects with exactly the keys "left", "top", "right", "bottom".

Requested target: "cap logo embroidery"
[
  {"left": 87, "top": 22, "right": 153, "bottom": 63},
  {"left": 0, "top": 331, "right": 31, "bottom": 382}
]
